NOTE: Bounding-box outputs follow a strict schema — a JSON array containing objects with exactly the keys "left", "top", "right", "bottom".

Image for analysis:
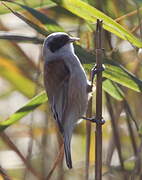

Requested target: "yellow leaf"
[{"left": 0, "top": 57, "right": 35, "bottom": 97}]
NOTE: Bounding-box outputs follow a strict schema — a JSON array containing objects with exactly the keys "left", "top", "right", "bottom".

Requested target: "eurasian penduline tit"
[{"left": 42, "top": 32, "right": 91, "bottom": 169}]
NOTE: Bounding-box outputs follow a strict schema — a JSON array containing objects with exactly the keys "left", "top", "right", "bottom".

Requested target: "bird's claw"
[
  {"left": 87, "top": 84, "right": 93, "bottom": 93},
  {"left": 82, "top": 116, "right": 105, "bottom": 124},
  {"left": 91, "top": 64, "right": 105, "bottom": 82}
]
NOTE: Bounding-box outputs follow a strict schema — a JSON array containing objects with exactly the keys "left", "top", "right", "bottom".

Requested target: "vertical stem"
[
  {"left": 125, "top": 105, "right": 137, "bottom": 156},
  {"left": 85, "top": 34, "right": 92, "bottom": 180},
  {"left": 105, "top": 95, "right": 124, "bottom": 169},
  {"left": 85, "top": 81, "right": 92, "bottom": 180},
  {"left": 106, "top": 102, "right": 123, "bottom": 167},
  {"left": 46, "top": 145, "right": 64, "bottom": 180},
  {"left": 95, "top": 19, "right": 103, "bottom": 180},
  {"left": 85, "top": 114, "right": 91, "bottom": 180}
]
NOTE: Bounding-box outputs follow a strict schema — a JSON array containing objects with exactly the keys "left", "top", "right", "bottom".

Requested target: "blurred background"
[{"left": 0, "top": 0, "right": 142, "bottom": 179}]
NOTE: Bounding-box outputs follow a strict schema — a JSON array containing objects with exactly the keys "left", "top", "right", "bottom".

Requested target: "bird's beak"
[{"left": 69, "top": 37, "right": 80, "bottom": 42}]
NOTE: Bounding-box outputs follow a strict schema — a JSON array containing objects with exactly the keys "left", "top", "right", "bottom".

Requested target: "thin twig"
[
  {"left": 0, "top": 132, "right": 43, "bottom": 180},
  {"left": 131, "top": 20, "right": 142, "bottom": 33},
  {"left": 56, "top": 131, "right": 64, "bottom": 179},
  {"left": 106, "top": 104, "right": 123, "bottom": 167},
  {"left": 124, "top": 101, "right": 138, "bottom": 131},
  {"left": 115, "top": 7, "right": 142, "bottom": 22},
  {"left": 124, "top": 102, "right": 137, "bottom": 156},
  {"left": 40, "top": 115, "right": 49, "bottom": 177},
  {"left": 132, "top": 139, "right": 142, "bottom": 176},
  {"left": 94, "top": 19, "right": 104, "bottom": 180},
  {"left": 85, "top": 81, "right": 92, "bottom": 180},
  {"left": 46, "top": 144, "right": 64, "bottom": 180},
  {"left": 85, "top": 33, "right": 92, "bottom": 180},
  {"left": 0, "top": 165, "right": 12, "bottom": 180},
  {"left": 23, "top": 48, "right": 43, "bottom": 179},
  {"left": 85, "top": 121, "right": 91, "bottom": 180},
  {"left": 105, "top": 95, "right": 124, "bottom": 169},
  {"left": 23, "top": 119, "right": 34, "bottom": 180},
  {"left": 125, "top": 108, "right": 142, "bottom": 178},
  {"left": 133, "top": 0, "right": 142, "bottom": 40}
]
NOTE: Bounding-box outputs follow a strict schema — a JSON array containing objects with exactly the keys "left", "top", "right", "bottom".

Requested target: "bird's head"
[{"left": 43, "top": 32, "right": 79, "bottom": 61}]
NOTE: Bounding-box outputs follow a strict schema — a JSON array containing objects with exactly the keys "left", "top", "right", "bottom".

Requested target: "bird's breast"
[{"left": 44, "top": 59, "right": 70, "bottom": 96}]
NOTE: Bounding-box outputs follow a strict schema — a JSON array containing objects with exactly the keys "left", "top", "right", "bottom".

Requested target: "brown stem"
[
  {"left": 106, "top": 103, "right": 123, "bottom": 167},
  {"left": 46, "top": 144, "right": 64, "bottom": 180},
  {"left": 0, "top": 132, "right": 43, "bottom": 180},
  {"left": 132, "top": 0, "right": 142, "bottom": 40},
  {"left": 85, "top": 31, "right": 93, "bottom": 180},
  {"left": 0, "top": 165, "right": 12, "bottom": 180},
  {"left": 115, "top": 7, "right": 142, "bottom": 22},
  {"left": 105, "top": 95, "right": 124, "bottom": 169},
  {"left": 85, "top": 88, "right": 92, "bottom": 180},
  {"left": 94, "top": 19, "right": 104, "bottom": 180},
  {"left": 23, "top": 119, "right": 34, "bottom": 180},
  {"left": 124, "top": 102, "right": 137, "bottom": 156}
]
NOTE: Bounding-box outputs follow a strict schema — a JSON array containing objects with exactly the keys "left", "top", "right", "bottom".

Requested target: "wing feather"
[
  {"left": 44, "top": 59, "right": 70, "bottom": 132},
  {"left": 61, "top": 75, "right": 87, "bottom": 128}
]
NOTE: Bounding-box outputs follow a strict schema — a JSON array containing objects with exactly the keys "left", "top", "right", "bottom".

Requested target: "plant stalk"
[
  {"left": 94, "top": 19, "right": 103, "bottom": 180},
  {"left": 85, "top": 84, "right": 92, "bottom": 180}
]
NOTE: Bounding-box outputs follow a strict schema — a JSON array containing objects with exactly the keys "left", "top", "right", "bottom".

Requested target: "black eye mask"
[{"left": 48, "top": 35, "right": 70, "bottom": 52}]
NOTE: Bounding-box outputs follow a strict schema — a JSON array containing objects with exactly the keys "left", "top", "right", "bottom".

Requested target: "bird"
[{"left": 42, "top": 32, "right": 91, "bottom": 168}]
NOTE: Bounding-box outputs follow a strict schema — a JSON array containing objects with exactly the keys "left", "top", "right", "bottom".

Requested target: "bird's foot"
[
  {"left": 82, "top": 116, "right": 105, "bottom": 124},
  {"left": 91, "top": 64, "right": 105, "bottom": 82},
  {"left": 87, "top": 84, "right": 93, "bottom": 93}
]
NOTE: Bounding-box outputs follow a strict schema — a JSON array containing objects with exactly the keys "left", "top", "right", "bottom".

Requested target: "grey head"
[{"left": 43, "top": 32, "right": 79, "bottom": 61}]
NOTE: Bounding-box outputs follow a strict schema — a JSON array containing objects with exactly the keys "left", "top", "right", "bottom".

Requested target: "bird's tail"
[{"left": 64, "top": 134, "right": 72, "bottom": 169}]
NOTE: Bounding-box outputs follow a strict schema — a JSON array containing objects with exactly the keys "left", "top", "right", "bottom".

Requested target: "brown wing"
[{"left": 44, "top": 59, "right": 70, "bottom": 132}]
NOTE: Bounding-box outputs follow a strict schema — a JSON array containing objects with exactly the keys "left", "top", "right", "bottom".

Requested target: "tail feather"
[{"left": 64, "top": 135, "right": 72, "bottom": 169}]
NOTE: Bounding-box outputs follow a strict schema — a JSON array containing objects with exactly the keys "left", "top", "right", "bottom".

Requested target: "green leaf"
[
  {"left": 0, "top": 34, "right": 44, "bottom": 44},
  {"left": 75, "top": 44, "right": 95, "bottom": 64},
  {"left": 0, "top": 0, "right": 56, "bottom": 14},
  {"left": 138, "top": 125, "right": 142, "bottom": 135},
  {"left": 104, "top": 60, "right": 142, "bottom": 92},
  {"left": 3, "top": 1, "right": 64, "bottom": 32},
  {"left": 2, "top": 3, "right": 49, "bottom": 36},
  {"left": 103, "top": 79, "right": 124, "bottom": 101},
  {"left": 52, "top": 0, "right": 142, "bottom": 48},
  {"left": 0, "top": 56, "right": 36, "bottom": 98},
  {"left": 75, "top": 45, "right": 142, "bottom": 93},
  {"left": 0, "top": 91, "right": 47, "bottom": 131},
  {"left": 0, "top": 39, "right": 40, "bottom": 76}
]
